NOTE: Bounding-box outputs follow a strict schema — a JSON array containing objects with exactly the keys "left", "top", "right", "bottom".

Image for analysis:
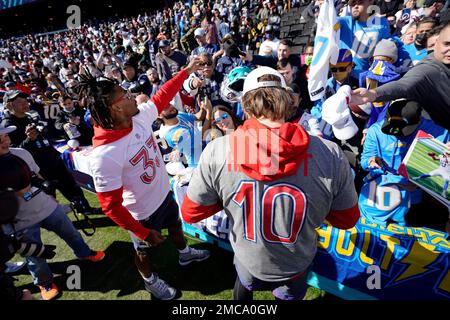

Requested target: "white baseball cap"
[
  {"left": 242, "top": 67, "right": 287, "bottom": 96},
  {"left": 194, "top": 28, "right": 206, "bottom": 37},
  {"left": 322, "top": 85, "right": 358, "bottom": 141},
  {"left": 0, "top": 125, "right": 16, "bottom": 135}
]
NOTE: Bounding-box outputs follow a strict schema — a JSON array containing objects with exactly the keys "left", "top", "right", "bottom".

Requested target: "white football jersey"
[{"left": 88, "top": 102, "right": 170, "bottom": 221}]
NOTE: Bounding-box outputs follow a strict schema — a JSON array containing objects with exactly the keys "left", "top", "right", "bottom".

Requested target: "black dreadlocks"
[{"left": 74, "top": 69, "right": 117, "bottom": 129}]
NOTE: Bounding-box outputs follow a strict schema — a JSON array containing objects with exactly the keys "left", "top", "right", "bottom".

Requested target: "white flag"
[{"left": 307, "top": 0, "right": 340, "bottom": 101}]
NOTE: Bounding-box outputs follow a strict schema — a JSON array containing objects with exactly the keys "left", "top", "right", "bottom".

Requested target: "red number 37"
[{"left": 129, "top": 136, "right": 161, "bottom": 184}]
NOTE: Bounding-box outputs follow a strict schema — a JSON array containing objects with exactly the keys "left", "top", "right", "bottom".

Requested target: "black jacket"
[{"left": 375, "top": 55, "right": 450, "bottom": 130}]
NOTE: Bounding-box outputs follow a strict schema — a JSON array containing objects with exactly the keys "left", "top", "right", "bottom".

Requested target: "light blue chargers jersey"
[
  {"left": 164, "top": 112, "right": 202, "bottom": 168},
  {"left": 358, "top": 173, "right": 411, "bottom": 226},
  {"left": 402, "top": 43, "right": 428, "bottom": 66},
  {"left": 338, "top": 16, "right": 391, "bottom": 79}
]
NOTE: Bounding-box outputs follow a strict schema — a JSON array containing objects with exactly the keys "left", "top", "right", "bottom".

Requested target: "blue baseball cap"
[{"left": 334, "top": 48, "right": 353, "bottom": 65}]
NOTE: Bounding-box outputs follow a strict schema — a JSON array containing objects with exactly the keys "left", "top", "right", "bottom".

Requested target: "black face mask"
[{"left": 415, "top": 33, "right": 427, "bottom": 48}]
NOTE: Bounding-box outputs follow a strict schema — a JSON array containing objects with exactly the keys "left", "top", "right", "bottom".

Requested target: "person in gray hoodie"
[{"left": 351, "top": 20, "right": 450, "bottom": 130}]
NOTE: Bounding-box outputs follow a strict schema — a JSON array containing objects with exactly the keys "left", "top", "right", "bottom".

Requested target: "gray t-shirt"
[
  {"left": 9, "top": 148, "right": 58, "bottom": 232},
  {"left": 186, "top": 135, "right": 358, "bottom": 281}
]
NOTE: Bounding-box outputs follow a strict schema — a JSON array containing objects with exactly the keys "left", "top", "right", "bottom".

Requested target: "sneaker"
[
  {"left": 38, "top": 283, "right": 59, "bottom": 300},
  {"left": 179, "top": 247, "right": 210, "bottom": 266},
  {"left": 144, "top": 273, "right": 177, "bottom": 300},
  {"left": 5, "top": 261, "right": 26, "bottom": 274},
  {"left": 80, "top": 250, "right": 105, "bottom": 262}
]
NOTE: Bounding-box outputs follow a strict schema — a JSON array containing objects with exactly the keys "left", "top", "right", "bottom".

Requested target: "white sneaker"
[
  {"left": 179, "top": 247, "right": 210, "bottom": 266},
  {"left": 144, "top": 273, "right": 177, "bottom": 300}
]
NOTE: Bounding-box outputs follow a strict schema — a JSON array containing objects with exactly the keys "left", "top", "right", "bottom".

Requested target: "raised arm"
[{"left": 151, "top": 56, "right": 203, "bottom": 114}]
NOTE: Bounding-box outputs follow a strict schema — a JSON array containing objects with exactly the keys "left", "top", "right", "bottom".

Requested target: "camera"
[
  {"left": 25, "top": 110, "right": 48, "bottom": 135},
  {"left": 30, "top": 172, "right": 55, "bottom": 196},
  {"left": 1, "top": 227, "right": 57, "bottom": 264},
  {"left": 198, "top": 86, "right": 207, "bottom": 101}
]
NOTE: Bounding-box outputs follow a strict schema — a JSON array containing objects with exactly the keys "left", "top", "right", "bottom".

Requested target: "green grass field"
[
  {"left": 406, "top": 140, "right": 449, "bottom": 199},
  {"left": 10, "top": 190, "right": 332, "bottom": 300}
]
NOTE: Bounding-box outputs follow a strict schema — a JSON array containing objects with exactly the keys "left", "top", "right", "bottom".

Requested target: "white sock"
[
  {"left": 143, "top": 273, "right": 155, "bottom": 283},
  {"left": 178, "top": 246, "right": 190, "bottom": 254}
]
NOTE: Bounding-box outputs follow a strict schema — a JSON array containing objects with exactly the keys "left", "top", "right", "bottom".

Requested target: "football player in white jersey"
[{"left": 77, "top": 57, "right": 210, "bottom": 300}]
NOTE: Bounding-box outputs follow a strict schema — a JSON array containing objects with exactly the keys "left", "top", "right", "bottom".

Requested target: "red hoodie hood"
[
  {"left": 228, "top": 118, "right": 310, "bottom": 182},
  {"left": 92, "top": 125, "right": 132, "bottom": 148}
]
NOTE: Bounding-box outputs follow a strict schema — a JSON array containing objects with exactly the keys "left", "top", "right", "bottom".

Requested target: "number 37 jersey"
[
  {"left": 88, "top": 102, "right": 170, "bottom": 221},
  {"left": 183, "top": 126, "right": 359, "bottom": 282}
]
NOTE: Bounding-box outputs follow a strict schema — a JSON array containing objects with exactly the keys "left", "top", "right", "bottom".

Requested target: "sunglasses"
[
  {"left": 214, "top": 113, "right": 229, "bottom": 123},
  {"left": 111, "top": 89, "right": 133, "bottom": 105},
  {"left": 200, "top": 61, "right": 213, "bottom": 67},
  {"left": 330, "top": 66, "right": 349, "bottom": 73}
]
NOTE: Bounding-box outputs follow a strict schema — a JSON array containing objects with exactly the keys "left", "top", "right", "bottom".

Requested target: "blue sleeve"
[
  {"left": 424, "top": 120, "right": 450, "bottom": 143},
  {"left": 337, "top": 17, "right": 352, "bottom": 50},
  {"left": 186, "top": 113, "right": 197, "bottom": 124},
  {"left": 359, "top": 70, "right": 369, "bottom": 88},
  {"left": 366, "top": 104, "right": 389, "bottom": 129},
  {"left": 361, "top": 125, "right": 381, "bottom": 172},
  {"left": 234, "top": 103, "right": 244, "bottom": 120},
  {"left": 380, "top": 18, "right": 392, "bottom": 39},
  {"left": 435, "top": 131, "right": 450, "bottom": 144},
  {"left": 311, "top": 99, "right": 324, "bottom": 120}
]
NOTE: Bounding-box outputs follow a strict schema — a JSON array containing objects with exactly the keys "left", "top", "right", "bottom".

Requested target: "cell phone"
[
  {"left": 401, "top": 8, "right": 411, "bottom": 22},
  {"left": 380, "top": 159, "right": 398, "bottom": 175}
]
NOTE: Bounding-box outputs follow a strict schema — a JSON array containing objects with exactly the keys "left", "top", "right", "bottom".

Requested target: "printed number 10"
[{"left": 232, "top": 182, "right": 307, "bottom": 244}]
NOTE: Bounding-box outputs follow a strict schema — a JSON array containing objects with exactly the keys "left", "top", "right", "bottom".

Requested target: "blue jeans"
[
  {"left": 16, "top": 204, "right": 92, "bottom": 287},
  {"left": 234, "top": 257, "right": 310, "bottom": 300}
]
